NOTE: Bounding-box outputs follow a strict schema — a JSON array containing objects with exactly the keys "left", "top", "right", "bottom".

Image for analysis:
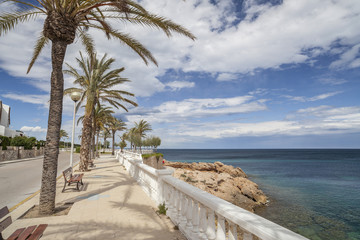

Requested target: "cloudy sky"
[{"left": 0, "top": 0, "right": 359, "bottom": 148}]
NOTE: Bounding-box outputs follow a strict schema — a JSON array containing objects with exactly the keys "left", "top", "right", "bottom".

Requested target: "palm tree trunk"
[
  {"left": 80, "top": 115, "right": 92, "bottom": 171},
  {"left": 112, "top": 131, "right": 115, "bottom": 155},
  {"left": 39, "top": 40, "right": 67, "bottom": 215},
  {"left": 96, "top": 130, "right": 99, "bottom": 158}
]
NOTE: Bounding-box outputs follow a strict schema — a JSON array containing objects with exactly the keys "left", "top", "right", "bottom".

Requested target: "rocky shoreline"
[{"left": 163, "top": 160, "right": 268, "bottom": 212}]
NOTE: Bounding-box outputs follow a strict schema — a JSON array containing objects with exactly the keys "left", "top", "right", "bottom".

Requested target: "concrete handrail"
[{"left": 116, "top": 150, "right": 308, "bottom": 240}]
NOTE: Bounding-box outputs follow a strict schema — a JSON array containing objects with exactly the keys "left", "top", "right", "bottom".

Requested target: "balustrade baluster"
[
  {"left": 243, "top": 232, "right": 253, "bottom": 240},
  {"left": 168, "top": 187, "right": 175, "bottom": 220},
  {"left": 175, "top": 189, "right": 181, "bottom": 225},
  {"left": 185, "top": 196, "right": 193, "bottom": 234},
  {"left": 228, "top": 222, "right": 238, "bottom": 240},
  {"left": 216, "top": 214, "right": 226, "bottom": 240},
  {"left": 206, "top": 209, "right": 216, "bottom": 240},
  {"left": 191, "top": 200, "right": 200, "bottom": 239},
  {"left": 198, "top": 204, "right": 207, "bottom": 240},
  {"left": 180, "top": 193, "right": 187, "bottom": 229}
]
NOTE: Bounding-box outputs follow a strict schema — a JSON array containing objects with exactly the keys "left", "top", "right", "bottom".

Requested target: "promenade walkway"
[{"left": 2, "top": 155, "right": 185, "bottom": 240}]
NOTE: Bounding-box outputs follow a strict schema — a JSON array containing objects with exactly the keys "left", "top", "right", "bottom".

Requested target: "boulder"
[{"left": 169, "top": 161, "right": 268, "bottom": 212}]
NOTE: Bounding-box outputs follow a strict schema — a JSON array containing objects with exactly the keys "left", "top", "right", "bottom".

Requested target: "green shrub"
[
  {"left": 0, "top": 136, "right": 10, "bottom": 150},
  {"left": 142, "top": 153, "right": 164, "bottom": 160},
  {"left": 76, "top": 147, "right": 80, "bottom": 153},
  {"left": 156, "top": 202, "right": 168, "bottom": 215}
]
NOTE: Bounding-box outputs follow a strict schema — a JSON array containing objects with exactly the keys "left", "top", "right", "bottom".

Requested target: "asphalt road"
[{"left": 0, "top": 151, "right": 80, "bottom": 209}]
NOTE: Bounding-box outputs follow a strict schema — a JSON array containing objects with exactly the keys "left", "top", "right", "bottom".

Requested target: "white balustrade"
[{"left": 116, "top": 150, "right": 309, "bottom": 240}]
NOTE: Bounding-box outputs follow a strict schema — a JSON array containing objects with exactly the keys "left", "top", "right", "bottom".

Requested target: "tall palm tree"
[
  {"left": 101, "top": 128, "right": 111, "bottom": 152},
  {"left": 59, "top": 129, "right": 68, "bottom": 148},
  {"left": 77, "top": 104, "right": 114, "bottom": 159},
  {"left": 1, "top": 0, "right": 195, "bottom": 215},
  {"left": 134, "top": 119, "right": 152, "bottom": 152},
  {"left": 64, "top": 52, "right": 137, "bottom": 171},
  {"left": 107, "top": 117, "right": 126, "bottom": 155}
]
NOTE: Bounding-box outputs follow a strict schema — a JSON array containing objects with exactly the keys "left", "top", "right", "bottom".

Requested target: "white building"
[{"left": 0, "top": 101, "right": 24, "bottom": 138}]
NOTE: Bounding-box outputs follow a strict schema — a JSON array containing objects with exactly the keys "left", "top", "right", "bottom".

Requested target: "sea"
[{"left": 159, "top": 149, "right": 360, "bottom": 240}]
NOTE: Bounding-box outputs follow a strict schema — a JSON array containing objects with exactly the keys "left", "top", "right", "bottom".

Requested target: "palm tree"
[
  {"left": 101, "top": 128, "right": 111, "bottom": 152},
  {"left": 134, "top": 119, "right": 152, "bottom": 152},
  {"left": 64, "top": 52, "right": 137, "bottom": 171},
  {"left": 107, "top": 117, "right": 126, "bottom": 155},
  {"left": 94, "top": 105, "right": 114, "bottom": 158},
  {"left": 1, "top": 0, "right": 195, "bottom": 215},
  {"left": 59, "top": 129, "right": 68, "bottom": 148},
  {"left": 77, "top": 104, "right": 114, "bottom": 159}
]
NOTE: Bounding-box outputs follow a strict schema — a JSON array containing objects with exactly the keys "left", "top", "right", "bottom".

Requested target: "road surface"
[{"left": 0, "top": 151, "right": 80, "bottom": 209}]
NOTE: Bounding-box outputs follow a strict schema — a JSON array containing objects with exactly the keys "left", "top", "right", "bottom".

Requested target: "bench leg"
[
  {"left": 62, "top": 182, "right": 67, "bottom": 193},
  {"left": 76, "top": 182, "right": 80, "bottom": 191}
]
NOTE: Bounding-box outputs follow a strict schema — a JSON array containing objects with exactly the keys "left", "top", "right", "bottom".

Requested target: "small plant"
[
  {"left": 142, "top": 153, "right": 164, "bottom": 159},
  {"left": 156, "top": 202, "right": 168, "bottom": 215},
  {"left": 180, "top": 174, "right": 187, "bottom": 178},
  {"left": 75, "top": 147, "right": 80, "bottom": 153}
]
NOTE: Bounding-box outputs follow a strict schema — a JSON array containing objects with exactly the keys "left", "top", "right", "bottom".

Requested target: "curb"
[
  {"left": 0, "top": 156, "right": 43, "bottom": 165},
  {"left": 9, "top": 162, "right": 80, "bottom": 213}
]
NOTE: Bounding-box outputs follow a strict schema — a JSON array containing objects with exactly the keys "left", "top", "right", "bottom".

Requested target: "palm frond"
[
  {"left": 0, "top": 10, "right": 42, "bottom": 36},
  {"left": 27, "top": 33, "right": 49, "bottom": 73}
]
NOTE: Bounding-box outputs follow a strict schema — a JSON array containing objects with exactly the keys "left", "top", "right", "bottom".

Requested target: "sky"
[{"left": 0, "top": 0, "right": 360, "bottom": 149}]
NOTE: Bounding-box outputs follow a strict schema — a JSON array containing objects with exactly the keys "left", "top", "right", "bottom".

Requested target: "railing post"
[
  {"left": 192, "top": 200, "right": 200, "bottom": 239},
  {"left": 180, "top": 192, "right": 187, "bottom": 229},
  {"left": 228, "top": 221, "right": 238, "bottom": 240},
  {"left": 185, "top": 196, "right": 193, "bottom": 234},
  {"left": 216, "top": 214, "right": 226, "bottom": 240},
  {"left": 174, "top": 189, "right": 181, "bottom": 225},
  {"left": 156, "top": 169, "right": 174, "bottom": 205},
  {"left": 206, "top": 209, "right": 216, "bottom": 240},
  {"left": 243, "top": 232, "right": 253, "bottom": 240},
  {"left": 168, "top": 186, "right": 175, "bottom": 221},
  {"left": 199, "top": 204, "right": 207, "bottom": 240}
]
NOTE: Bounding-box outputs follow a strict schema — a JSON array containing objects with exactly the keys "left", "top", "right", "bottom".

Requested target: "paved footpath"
[{"left": 1, "top": 155, "right": 185, "bottom": 240}]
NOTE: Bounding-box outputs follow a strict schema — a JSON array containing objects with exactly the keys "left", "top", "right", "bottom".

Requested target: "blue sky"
[{"left": 0, "top": 0, "right": 359, "bottom": 148}]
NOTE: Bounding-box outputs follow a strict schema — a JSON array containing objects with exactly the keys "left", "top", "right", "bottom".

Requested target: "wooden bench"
[
  {"left": 62, "top": 167, "right": 84, "bottom": 192},
  {"left": 0, "top": 206, "right": 47, "bottom": 240}
]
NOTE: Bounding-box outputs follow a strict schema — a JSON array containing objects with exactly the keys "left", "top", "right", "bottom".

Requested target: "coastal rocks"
[
  {"left": 164, "top": 161, "right": 247, "bottom": 178},
  {"left": 163, "top": 160, "right": 267, "bottom": 212}
]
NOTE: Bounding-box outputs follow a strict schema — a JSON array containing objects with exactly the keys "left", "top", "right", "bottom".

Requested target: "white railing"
[{"left": 116, "top": 150, "right": 308, "bottom": 240}]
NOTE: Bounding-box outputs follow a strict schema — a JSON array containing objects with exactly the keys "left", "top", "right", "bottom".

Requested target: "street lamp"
[{"left": 70, "top": 91, "right": 81, "bottom": 169}]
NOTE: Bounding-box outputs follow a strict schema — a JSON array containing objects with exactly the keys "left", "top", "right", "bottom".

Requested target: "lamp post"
[{"left": 70, "top": 91, "right": 81, "bottom": 169}]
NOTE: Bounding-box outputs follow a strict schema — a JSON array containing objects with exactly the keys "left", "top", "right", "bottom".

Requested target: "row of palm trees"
[
  {"left": 1, "top": 0, "right": 195, "bottom": 215},
  {"left": 119, "top": 119, "right": 160, "bottom": 152},
  {"left": 64, "top": 52, "right": 137, "bottom": 171}
]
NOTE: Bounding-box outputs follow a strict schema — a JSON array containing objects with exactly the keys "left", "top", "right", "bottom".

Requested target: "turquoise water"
[{"left": 160, "top": 149, "right": 360, "bottom": 240}]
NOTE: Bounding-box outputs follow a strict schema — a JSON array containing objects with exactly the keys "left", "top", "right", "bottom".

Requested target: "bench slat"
[
  {"left": 27, "top": 224, "right": 48, "bottom": 240},
  {"left": 0, "top": 207, "right": 9, "bottom": 219},
  {"left": 0, "top": 216, "right": 12, "bottom": 232},
  {"left": 17, "top": 225, "right": 36, "bottom": 240},
  {"left": 6, "top": 227, "right": 25, "bottom": 240}
]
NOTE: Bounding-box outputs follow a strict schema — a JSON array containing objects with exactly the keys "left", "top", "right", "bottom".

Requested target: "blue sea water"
[{"left": 159, "top": 149, "right": 360, "bottom": 240}]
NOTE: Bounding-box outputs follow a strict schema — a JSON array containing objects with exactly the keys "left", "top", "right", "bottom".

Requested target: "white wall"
[{"left": 0, "top": 103, "right": 10, "bottom": 127}]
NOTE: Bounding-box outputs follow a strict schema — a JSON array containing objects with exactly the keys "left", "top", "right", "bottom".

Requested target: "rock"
[
  {"left": 167, "top": 160, "right": 267, "bottom": 212},
  {"left": 164, "top": 160, "right": 247, "bottom": 178}
]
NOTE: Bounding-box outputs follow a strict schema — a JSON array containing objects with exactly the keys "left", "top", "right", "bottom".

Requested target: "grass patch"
[{"left": 142, "top": 153, "right": 164, "bottom": 160}]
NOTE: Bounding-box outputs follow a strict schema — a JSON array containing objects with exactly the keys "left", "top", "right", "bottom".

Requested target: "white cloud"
[
  {"left": 216, "top": 73, "right": 238, "bottom": 82},
  {"left": 283, "top": 91, "right": 342, "bottom": 102},
  {"left": 1, "top": 0, "right": 359, "bottom": 99},
  {"left": 158, "top": 105, "right": 360, "bottom": 141},
  {"left": 2, "top": 93, "right": 49, "bottom": 106},
  {"left": 165, "top": 81, "right": 195, "bottom": 91},
  {"left": 318, "top": 78, "right": 347, "bottom": 85},
  {"left": 330, "top": 43, "right": 360, "bottom": 69},
  {"left": 125, "top": 95, "right": 268, "bottom": 124},
  {"left": 20, "top": 126, "right": 47, "bottom": 132}
]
